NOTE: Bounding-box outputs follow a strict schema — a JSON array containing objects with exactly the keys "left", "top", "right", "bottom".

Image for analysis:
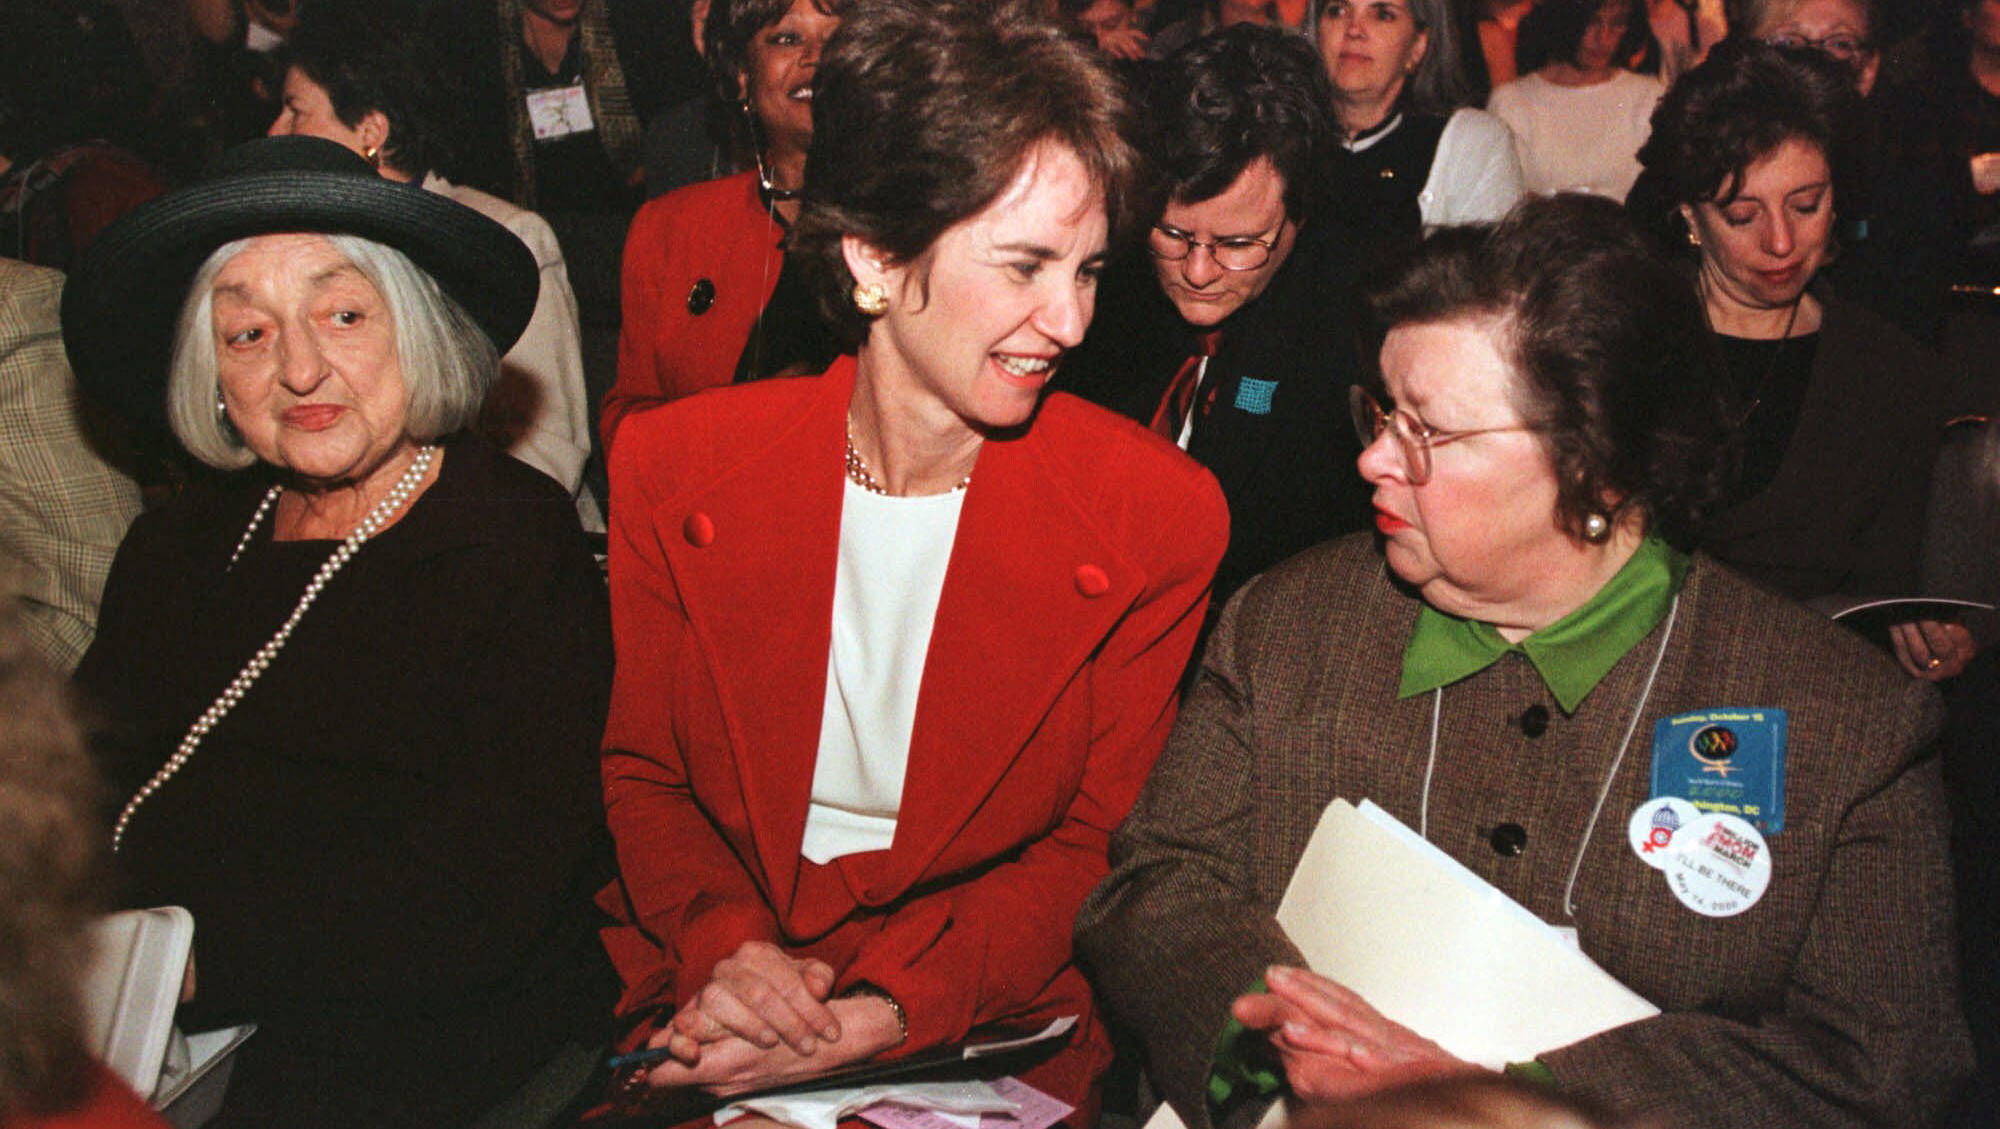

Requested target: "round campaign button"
[
  {"left": 1663, "top": 812, "right": 1772, "bottom": 918},
  {"left": 1627, "top": 796, "right": 1701, "bottom": 870}
]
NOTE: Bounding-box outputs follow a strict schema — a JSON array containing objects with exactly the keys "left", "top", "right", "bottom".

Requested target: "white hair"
[{"left": 166, "top": 233, "right": 498, "bottom": 470}]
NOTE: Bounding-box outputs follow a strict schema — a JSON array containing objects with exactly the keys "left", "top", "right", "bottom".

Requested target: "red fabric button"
[
  {"left": 1074, "top": 564, "right": 1110, "bottom": 598},
  {"left": 683, "top": 512, "right": 715, "bottom": 547}
]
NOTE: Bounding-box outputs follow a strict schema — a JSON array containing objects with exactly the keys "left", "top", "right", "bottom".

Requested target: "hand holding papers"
[
  {"left": 1271, "top": 800, "right": 1657, "bottom": 1069},
  {"left": 1140, "top": 799, "right": 1658, "bottom": 1129}
]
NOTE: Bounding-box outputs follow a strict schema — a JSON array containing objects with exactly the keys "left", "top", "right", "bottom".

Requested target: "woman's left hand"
[
  {"left": 642, "top": 995, "right": 905, "bottom": 1096},
  {"left": 1890, "top": 619, "right": 1977, "bottom": 681},
  {"left": 1232, "top": 965, "right": 1484, "bottom": 1102}
]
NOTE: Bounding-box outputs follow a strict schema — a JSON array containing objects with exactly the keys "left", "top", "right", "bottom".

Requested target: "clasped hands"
[
  {"left": 638, "top": 941, "right": 904, "bottom": 1096},
  {"left": 1234, "top": 965, "right": 1485, "bottom": 1103}
]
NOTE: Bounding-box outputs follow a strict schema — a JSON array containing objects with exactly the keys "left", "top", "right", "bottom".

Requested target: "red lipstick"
[{"left": 283, "top": 405, "right": 346, "bottom": 431}]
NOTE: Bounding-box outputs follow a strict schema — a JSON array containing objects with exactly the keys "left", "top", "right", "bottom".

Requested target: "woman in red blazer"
[
  {"left": 604, "top": 0, "right": 842, "bottom": 447},
  {"left": 597, "top": 0, "right": 1227, "bottom": 1118}
]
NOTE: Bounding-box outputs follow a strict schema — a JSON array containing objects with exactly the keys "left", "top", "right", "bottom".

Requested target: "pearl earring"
[{"left": 1583, "top": 512, "right": 1611, "bottom": 542}]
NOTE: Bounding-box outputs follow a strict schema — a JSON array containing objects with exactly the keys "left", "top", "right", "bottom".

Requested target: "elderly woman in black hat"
[{"left": 63, "top": 135, "right": 614, "bottom": 1129}]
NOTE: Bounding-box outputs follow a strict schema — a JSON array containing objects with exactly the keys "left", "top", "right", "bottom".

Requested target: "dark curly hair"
[
  {"left": 792, "top": 0, "right": 1152, "bottom": 346},
  {"left": 1149, "top": 24, "right": 1333, "bottom": 220},
  {"left": 1633, "top": 38, "right": 1860, "bottom": 242},
  {"left": 1515, "top": 0, "right": 1650, "bottom": 74},
  {"left": 1360, "top": 194, "right": 1732, "bottom": 550},
  {"left": 279, "top": 14, "right": 450, "bottom": 180}
]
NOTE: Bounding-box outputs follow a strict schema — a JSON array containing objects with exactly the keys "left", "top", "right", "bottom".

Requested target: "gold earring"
[
  {"left": 1583, "top": 512, "right": 1611, "bottom": 542},
  {"left": 1685, "top": 227, "right": 1701, "bottom": 248},
  {"left": 362, "top": 144, "right": 380, "bottom": 167},
  {"left": 853, "top": 282, "right": 889, "bottom": 316}
]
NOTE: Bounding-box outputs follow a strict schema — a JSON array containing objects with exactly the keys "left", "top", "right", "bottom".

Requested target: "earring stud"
[{"left": 853, "top": 282, "right": 890, "bottom": 316}]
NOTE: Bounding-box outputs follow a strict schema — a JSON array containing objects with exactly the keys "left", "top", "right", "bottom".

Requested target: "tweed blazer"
[{"left": 1076, "top": 532, "right": 1971, "bottom": 1129}]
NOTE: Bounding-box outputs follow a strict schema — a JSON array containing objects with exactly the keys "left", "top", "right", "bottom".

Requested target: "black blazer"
[{"left": 1059, "top": 219, "right": 1375, "bottom": 613}]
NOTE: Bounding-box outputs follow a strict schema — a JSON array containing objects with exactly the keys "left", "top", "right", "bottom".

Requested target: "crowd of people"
[{"left": 2, "top": 0, "right": 1998, "bottom": 1127}]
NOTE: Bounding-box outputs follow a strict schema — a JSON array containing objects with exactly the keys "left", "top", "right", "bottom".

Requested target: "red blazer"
[
  {"left": 604, "top": 170, "right": 786, "bottom": 448},
  {"left": 598, "top": 357, "right": 1227, "bottom": 1107}
]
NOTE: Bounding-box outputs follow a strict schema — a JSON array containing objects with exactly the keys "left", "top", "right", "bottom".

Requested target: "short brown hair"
[
  {"left": 1634, "top": 38, "right": 1859, "bottom": 227},
  {"left": 791, "top": 0, "right": 1152, "bottom": 345},
  {"left": 1361, "top": 194, "right": 1732, "bottom": 550}
]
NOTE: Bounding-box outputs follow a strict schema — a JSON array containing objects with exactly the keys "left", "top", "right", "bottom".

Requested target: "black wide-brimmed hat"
[{"left": 61, "top": 135, "right": 538, "bottom": 432}]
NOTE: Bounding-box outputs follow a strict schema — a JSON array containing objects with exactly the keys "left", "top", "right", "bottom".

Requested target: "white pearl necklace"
[{"left": 111, "top": 445, "right": 440, "bottom": 852}]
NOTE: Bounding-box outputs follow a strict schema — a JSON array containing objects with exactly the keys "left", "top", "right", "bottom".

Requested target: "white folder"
[{"left": 80, "top": 907, "right": 255, "bottom": 1128}]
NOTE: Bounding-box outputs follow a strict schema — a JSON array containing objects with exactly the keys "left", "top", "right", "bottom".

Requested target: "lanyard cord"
[{"left": 1418, "top": 594, "right": 1681, "bottom": 919}]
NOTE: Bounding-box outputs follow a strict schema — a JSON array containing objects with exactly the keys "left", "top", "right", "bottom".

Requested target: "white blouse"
[{"left": 800, "top": 480, "right": 967, "bottom": 865}]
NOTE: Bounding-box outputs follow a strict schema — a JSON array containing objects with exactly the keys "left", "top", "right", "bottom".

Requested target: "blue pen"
[{"left": 606, "top": 1044, "right": 678, "bottom": 1071}]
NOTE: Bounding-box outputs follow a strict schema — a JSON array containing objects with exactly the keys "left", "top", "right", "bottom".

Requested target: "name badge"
[
  {"left": 1650, "top": 708, "right": 1787, "bottom": 834},
  {"left": 526, "top": 84, "right": 594, "bottom": 141}
]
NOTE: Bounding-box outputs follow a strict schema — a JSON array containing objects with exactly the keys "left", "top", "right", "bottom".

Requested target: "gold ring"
[{"left": 1927, "top": 657, "right": 1944, "bottom": 670}]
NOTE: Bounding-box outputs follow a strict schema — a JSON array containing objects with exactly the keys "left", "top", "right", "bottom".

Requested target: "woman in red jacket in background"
[{"left": 603, "top": 0, "right": 843, "bottom": 447}]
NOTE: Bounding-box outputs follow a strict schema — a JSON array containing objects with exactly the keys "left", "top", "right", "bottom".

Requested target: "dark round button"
[
  {"left": 1489, "top": 823, "right": 1528, "bottom": 857},
  {"left": 687, "top": 278, "right": 717, "bottom": 314},
  {"left": 1520, "top": 704, "right": 1550, "bottom": 738}
]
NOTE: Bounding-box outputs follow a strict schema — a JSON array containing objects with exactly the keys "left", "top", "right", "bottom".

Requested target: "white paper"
[
  {"left": 1273, "top": 799, "right": 1659, "bottom": 1069},
  {"left": 717, "top": 1080, "right": 1015, "bottom": 1129}
]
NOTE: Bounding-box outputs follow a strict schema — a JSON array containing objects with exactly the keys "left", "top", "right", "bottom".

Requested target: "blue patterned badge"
[
  {"left": 1650, "top": 708, "right": 1787, "bottom": 834},
  {"left": 1233, "top": 377, "right": 1278, "bottom": 415}
]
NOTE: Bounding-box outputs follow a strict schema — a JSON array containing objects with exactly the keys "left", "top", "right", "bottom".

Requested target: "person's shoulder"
[
  {"left": 1819, "top": 289, "right": 1932, "bottom": 359},
  {"left": 1485, "top": 74, "right": 1533, "bottom": 110},
  {"left": 1212, "top": 532, "right": 1402, "bottom": 655},
  {"left": 431, "top": 176, "right": 562, "bottom": 255},
  {"left": 1814, "top": 288, "right": 1946, "bottom": 403},
  {"left": 115, "top": 476, "right": 260, "bottom": 560},
  {"left": 429, "top": 175, "right": 523, "bottom": 224},
  {"left": 0, "top": 257, "right": 63, "bottom": 311},
  {"left": 0, "top": 259, "right": 63, "bottom": 349},
  {"left": 1443, "top": 105, "right": 1516, "bottom": 149},
  {"left": 1682, "top": 555, "right": 1935, "bottom": 706},
  {"left": 1030, "top": 392, "right": 1228, "bottom": 550},
  {"left": 454, "top": 432, "right": 576, "bottom": 500},
  {"left": 1249, "top": 530, "right": 1385, "bottom": 605},
  {"left": 612, "top": 371, "right": 825, "bottom": 485},
  {"left": 1034, "top": 392, "right": 1218, "bottom": 496},
  {"left": 1610, "top": 68, "right": 1664, "bottom": 94},
  {"left": 1678, "top": 555, "right": 1944, "bottom": 785},
  {"left": 639, "top": 170, "right": 759, "bottom": 225}
]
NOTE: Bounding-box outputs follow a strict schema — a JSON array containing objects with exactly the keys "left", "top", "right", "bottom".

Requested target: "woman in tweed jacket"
[{"left": 1075, "top": 195, "right": 1971, "bottom": 1128}]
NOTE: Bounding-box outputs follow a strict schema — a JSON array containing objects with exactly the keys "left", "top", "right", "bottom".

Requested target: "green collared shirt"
[{"left": 1399, "top": 538, "right": 1689, "bottom": 714}]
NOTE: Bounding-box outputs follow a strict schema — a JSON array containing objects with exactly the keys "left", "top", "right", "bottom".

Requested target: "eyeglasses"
[
  {"left": 1762, "top": 32, "right": 1871, "bottom": 63},
  {"left": 1349, "top": 385, "right": 1537, "bottom": 485},
  {"left": 1147, "top": 221, "right": 1287, "bottom": 271}
]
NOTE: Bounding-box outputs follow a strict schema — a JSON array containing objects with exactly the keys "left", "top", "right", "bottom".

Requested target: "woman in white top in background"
[{"left": 1488, "top": 0, "right": 1663, "bottom": 201}]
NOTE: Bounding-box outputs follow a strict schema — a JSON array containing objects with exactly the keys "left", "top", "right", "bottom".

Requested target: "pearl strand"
[
  {"left": 844, "top": 424, "right": 970, "bottom": 496},
  {"left": 111, "top": 445, "right": 440, "bottom": 852}
]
